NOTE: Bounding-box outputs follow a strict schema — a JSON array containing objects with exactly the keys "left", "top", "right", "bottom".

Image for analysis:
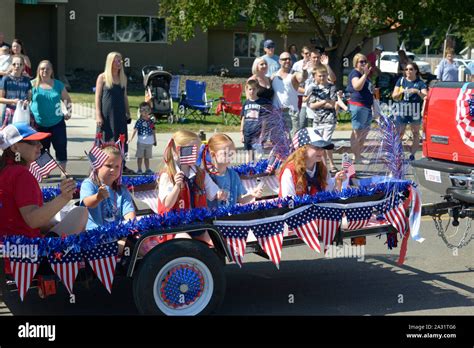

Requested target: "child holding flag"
[
  {"left": 204, "top": 133, "right": 263, "bottom": 208},
  {"left": 80, "top": 144, "right": 136, "bottom": 230}
]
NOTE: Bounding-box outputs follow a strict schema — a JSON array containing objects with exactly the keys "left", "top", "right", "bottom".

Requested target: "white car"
[
  {"left": 434, "top": 58, "right": 474, "bottom": 76},
  {"left": 379, "top": 51, "right": 432, "bottom": 75}
]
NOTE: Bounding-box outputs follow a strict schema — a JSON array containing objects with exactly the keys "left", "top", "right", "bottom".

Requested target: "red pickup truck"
[{"left": 412, "top": 82, "right": 474, "bottom": 204}]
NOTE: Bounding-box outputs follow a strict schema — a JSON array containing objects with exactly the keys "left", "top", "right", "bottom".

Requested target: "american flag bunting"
[
  {"left": 83, "top": 242, "right": 119, "bottom": 294},
  {"left": 345, "top": 205, "right": 374, "bottom": 230},
  {"left": 29, "top": 152, "right": 58, "bottom": 182},
  {"left": 214, "top": 223, "right": 250, "bottom": 267},
  {"left": 252, "top": 220, "right": 285, "bottom": 269},
  {"left": 384, "top": 204, "right": 408, "bottom": 237},
  {"left": 285, "top": 205, "right": 321, "bottom": 253},
  {"left": 312, "top": 205, "right": 342, "bottom": 251},
  {"left": 9, "top": 256, "right": 41, "bottom": 301},
  {"left": 48, "top": 250, "right": 82, "bottom": 295}
]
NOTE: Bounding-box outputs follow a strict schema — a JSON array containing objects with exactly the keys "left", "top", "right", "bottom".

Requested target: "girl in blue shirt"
[
  {"left": 205, "top": 133, "right": 263, "bottom": 208},
  {"left": 80, "top": 144, "right": 136, "bottom": 230}
]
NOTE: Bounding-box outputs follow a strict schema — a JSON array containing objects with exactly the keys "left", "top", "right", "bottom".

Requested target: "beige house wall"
[{"left": 0, "top": 0, "right": 16, "bottom": 43}]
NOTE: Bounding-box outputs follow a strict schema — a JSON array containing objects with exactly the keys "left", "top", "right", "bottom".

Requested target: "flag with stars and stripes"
[
  {"left": 29, "top": 152, "right": 58, "bottom": 182},
  {"left": 48, "top": 249, "right": 82, "bottom": 295},
  {"left": 252, "top": 220, "right": 285, "bottom": 268},
  {"left": 384, "top": 203, "right": 408, "bottom": 237},
  {"left": 179, "top": 145, "right": 198, "bottom": 166},
  {"left": 285, "top": 205, "right": 321, "bottom": 253},
  {"left": 265, "top": 155, "right": 282, "bottom": 174},
  {"left": 83, "top": 242, "right": 119, "bottom": 294},
  {"left": 342, "top": 153, "right": 356, "bottom": 178},
  {"left": 87, "top": 145, "right": 109, "bottom": 170},
  {"left": 292, "top": 128, "right": 311, "bottom": 149},
  {"left": 9, "top": 256, "right": 41, "bottom": 301},
  {"left": 312, "top": 205, "right": 343, "bottom": 251},
  {"left": 345, "top": 205, "right": 374, "bottom": 230},
  {"left": 213, "top": 223, "right": 250, "bottom": 267}
]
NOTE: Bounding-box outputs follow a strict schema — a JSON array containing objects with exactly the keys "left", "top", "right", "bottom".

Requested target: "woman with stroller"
[{"left": 95, "top": 52, "right": 134, "bottom": 174}]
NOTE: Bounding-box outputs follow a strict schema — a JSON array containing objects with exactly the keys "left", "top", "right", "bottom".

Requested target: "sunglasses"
[
  {"left": 358, "top": 60, "right": 367, "bottom": 64},
  {"left": 280, "top": 57, "right": 291, "bottom": 61}
]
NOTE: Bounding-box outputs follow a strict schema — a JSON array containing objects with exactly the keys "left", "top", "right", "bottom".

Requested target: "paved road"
[{"left": 1, "top": 109, "right": 473, "bottom": 316}]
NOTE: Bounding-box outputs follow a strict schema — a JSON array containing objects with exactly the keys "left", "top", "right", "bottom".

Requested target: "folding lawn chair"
[
  {"left": 178, "top": 80, "right": 217, "bottom": 121},
  {"left": 216, "top": 83, "right": 243, "bottom": 125},
  {"left": 170, "top": 75, "right": 181, "bottom": 101}
]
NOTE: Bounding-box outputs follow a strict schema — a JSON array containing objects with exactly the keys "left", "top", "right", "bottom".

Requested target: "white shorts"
[{"left": 313, "top": 123, "right": 336, "bottom": 142}]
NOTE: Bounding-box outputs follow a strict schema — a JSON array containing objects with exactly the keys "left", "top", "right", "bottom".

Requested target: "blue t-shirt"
[
  {"left": 241, "top": 98, "right": 266, "bottom": 137},
  {"left": 207, "top": 168, "right": 246, "bottom": 208},
  {"left": 347, "top": 69, "right": 373, "bottom": 108},
  {"left": 262, "top": 54, "right": 280, "bottom": 78},
  {"left": 30, "top": 79, "right": 65, "bottom": 127},
  {"left": 394, "top": 77, "right": 426, "bottom": 119},
  {"left": 0, "top": 75, "right": 31, "bottom": 109},
  {"left": 79, "top": 178, "right": 135, "bottom": 230},
  {"left": 134, "top": 118, "right": 155, "bottom": 144},
  {"left": 437, "top": 59, "right": 459, "bottom": 82}
]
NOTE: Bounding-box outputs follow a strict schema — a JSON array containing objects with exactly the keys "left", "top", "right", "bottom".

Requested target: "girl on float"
[
  {"left": 80, "top": 144, "right": 136, "bottom": 230},
  {"left": 157, "top": 130, "right": 228, "bottom": 245},
  {"left": 278, "top": 128, "right": 348, "bottom": 198},
  {"left": 204, "top": 133, "right": 263, "bottom": 208}
]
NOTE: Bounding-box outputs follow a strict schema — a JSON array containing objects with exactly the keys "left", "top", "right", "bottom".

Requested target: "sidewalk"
[{"left": 58, "top": 104, "right": 352, "bottom": 177}]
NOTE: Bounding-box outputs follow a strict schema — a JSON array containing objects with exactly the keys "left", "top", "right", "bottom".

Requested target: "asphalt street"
[{"left": 1, "top": 110, "right": 473, "bottom": 316}]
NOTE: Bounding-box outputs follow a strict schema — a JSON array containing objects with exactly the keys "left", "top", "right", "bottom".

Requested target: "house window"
[
  {"left": 97, "top": 15, "right": 167, "bottom": 43},
  {"left": 234, "top": 32, "right": 265, "bottom": 58}
]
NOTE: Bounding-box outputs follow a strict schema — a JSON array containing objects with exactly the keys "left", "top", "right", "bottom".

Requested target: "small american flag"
[
  {"left": 214, "top": 223, "right": 249, "bottom": 267},
  {"left": 384, "top": 204, "right": 407, "bottom": 237},
  {"left": 312, "top": 206, "right": 342, "bottom": 251},
  {"left": 285, "top": 206, "right": 321, "bottom": 253},
  {"left": 345, "top": 206, "right": 374, "bottom": 230},
  {"left": 87, "top": 145, "right": 109, "bottom": 170},
  {"left": 252, "top": 220, "right": 285, "bottom": 269},
  {"left": 48, "top": 250, "right": 82, "bottom": 295},
  {"left": 9, "top": 256, "right": 41, "bottom": 301},
  {"left": 29, "top": 152, "right": 58, "bottom": 182},
  {"left": 179, "top": 145, "right": 198, "bottom": 166},
  {"left": 83, "top": 242, "right": 118, "bottom": 294},
  {"left": 292, "top": 128, "right": 311, "bottom": 149},
  {"left": 342, "top": 155, "right": 356, "bottom": 178}
]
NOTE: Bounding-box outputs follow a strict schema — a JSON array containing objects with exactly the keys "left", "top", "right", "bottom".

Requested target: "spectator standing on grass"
[
  {"left": 30, "top": 60, "right": 72, "bottom": 175},
  {"left": 128, "top": 102, "right": 156, "bottom": 174},
  {"left": 437, "top": 48, "right": 459, "bottom": 82},
  {"left": 248, "top": 57, "right": 274, "bottom": 104},
  {"left": 0, "top": 55, "right": 31, "bottom": 128},
  {"left": 391, "top": 62, "right": 427, "bottom": 161},
  {"left": 346, "top": 53, "right": 374, "bottom": 164},
  {"left": 291, "top": 46, "right": 312, "bottom": 128},
  {"left": 11, "top": 39, "right": 32, "bottom": 77},
  {"left": 272, "top": 52, "right": 310, "bottom": 137},
  {"left": 260, "top": 40, "right": 280, "bottom": 78},
  {"left": 95, "top": 51, "right": 134, "bottom": 174}
]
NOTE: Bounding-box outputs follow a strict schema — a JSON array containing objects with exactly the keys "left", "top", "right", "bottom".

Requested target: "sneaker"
[
  {"left": 145, "top": 169, "right": 154, "bottom": 175},
  {"left": 136, "top": 169, "right": 143, "bottom": 174}
]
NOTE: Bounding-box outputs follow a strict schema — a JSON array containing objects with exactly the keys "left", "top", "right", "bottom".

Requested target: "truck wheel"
[{"left": 133, "top": 239, "right": 226, "bottom": 316}]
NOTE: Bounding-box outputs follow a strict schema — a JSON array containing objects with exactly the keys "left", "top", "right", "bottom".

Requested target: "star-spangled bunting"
[
  {"left": 29, "top": 152, "right": 58, "bottom": 182},
  {"left": 345, "top": 205, "right": 374, "bottom": 230},
  {"left": 214, "top": 223, "right": 249, "bottom": 267},
  {"left": 9, "top": 256, "right": 41, "bottom": 301},
  {"left": 87, "top": 145, "right": 109, "bottom": 170},
  {"left": 384, "top": 204, "right": 408, "bottom": 237},
  {"left": 83, "top": 242, "right": 119, "bottom": 294},
  {"left": 292, "top": 128, "right": 311, "bottom": 149},
  {"left": 179, "top": 145, "right": 198, "bottom": 166},
  {"left": 312, "top": 206, "right": 343, "bottom": 251},
  {"left": 48, "top": 250, "right": 82, "bottom": 295},
  {"left": 252, "top": 220, "right": 285, "bottom": 268},
  {"left": 285, "top": 206, "right": 321, "bottom": 253}
]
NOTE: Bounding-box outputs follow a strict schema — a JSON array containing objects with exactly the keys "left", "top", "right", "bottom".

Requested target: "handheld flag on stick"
[
  {"left": 178, "top": 145, "right": 198, "bottom": 166},
  {"left": 85, "top": 145, "right": 109, "bottom": 170},
  {"left": 29, "top": 151, "right": 59, "bottom": 182},
  {"left": 342, "top": 153, "right": 356, "bottom": 178}
]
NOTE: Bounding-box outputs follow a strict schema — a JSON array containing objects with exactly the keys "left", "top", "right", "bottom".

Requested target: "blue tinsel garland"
[{"left": 6, "top": 180, "right": 413, "bottom": 257}]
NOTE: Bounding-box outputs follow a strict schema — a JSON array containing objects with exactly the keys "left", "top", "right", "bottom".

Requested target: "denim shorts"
[{"left": 349, "top": 104, "right": 372, "bottom": 130}]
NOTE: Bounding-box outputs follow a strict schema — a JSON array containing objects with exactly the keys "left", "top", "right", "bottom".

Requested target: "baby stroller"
[{"left": 142, "top": 65, "right": 177, "bottom": 124}]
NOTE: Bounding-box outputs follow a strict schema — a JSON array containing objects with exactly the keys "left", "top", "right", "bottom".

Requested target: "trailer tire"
[{"left": 133, "top": 239, "right": 225, "bottom": 316}]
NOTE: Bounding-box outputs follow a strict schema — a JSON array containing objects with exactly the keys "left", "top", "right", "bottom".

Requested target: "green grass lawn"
[{"left": 69, "top": 90, "right": 353, "bottom": 133}]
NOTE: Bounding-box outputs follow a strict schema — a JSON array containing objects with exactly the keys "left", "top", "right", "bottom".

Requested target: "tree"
[{"left": 159, "top": 0, "right": 473, "bottom": 87}]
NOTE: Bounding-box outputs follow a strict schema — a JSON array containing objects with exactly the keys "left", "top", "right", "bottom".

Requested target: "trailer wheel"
[{"left": 133, "top": 239, "right": 225, "bottom": 316}]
